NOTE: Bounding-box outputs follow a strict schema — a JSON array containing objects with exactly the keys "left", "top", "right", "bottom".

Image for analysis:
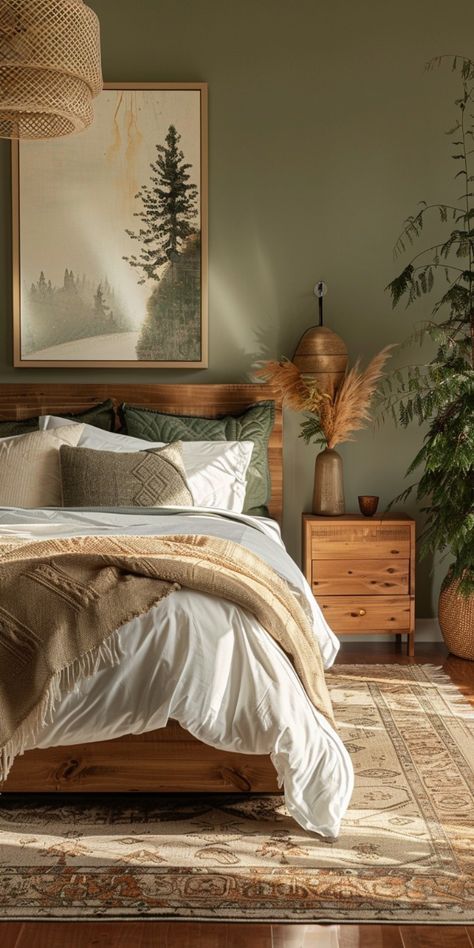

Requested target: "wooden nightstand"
[{"left": 302, "top": 513, "right": 416, "bottom": 655}]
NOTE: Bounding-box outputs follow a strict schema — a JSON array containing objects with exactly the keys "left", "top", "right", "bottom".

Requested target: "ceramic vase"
[{"left": 312, "top": 447, "right": 345, "bottom": 516}]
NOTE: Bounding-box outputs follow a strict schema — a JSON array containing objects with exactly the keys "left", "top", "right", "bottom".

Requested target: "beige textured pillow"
[
  {"left": 59, "top": 441, "right": 194, "bottom": 508},
  {"left": 0, "top": 425, "right": 85, "bottom": 508}
]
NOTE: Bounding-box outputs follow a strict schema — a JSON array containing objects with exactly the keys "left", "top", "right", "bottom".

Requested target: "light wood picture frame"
[{"left": 12, "top": 82, "right": 208, "bottom": 368}]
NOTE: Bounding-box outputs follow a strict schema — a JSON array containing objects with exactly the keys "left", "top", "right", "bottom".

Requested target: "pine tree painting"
[
  {"left": 136, "top": 234, "right": 201, "bottom": 361},
  {"left": 14, "top": 86, "right": 207, "bottom": 366},
  {"left": 125, "top": 125, "right": 198, "bottom": 282},
  {"left": 23, "top": 268, "right": 133, "bottom": 355},
  {"left": 124, "top": 124, "right": 201, "bottom": 360}
]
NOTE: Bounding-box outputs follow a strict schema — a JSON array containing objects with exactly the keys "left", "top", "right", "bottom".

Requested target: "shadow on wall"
[{"left": 247, "top": 323, "right": 275, "bottom": 369}]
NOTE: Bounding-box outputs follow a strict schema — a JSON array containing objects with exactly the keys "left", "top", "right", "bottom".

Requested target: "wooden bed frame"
[{"left": 0, "top": 383, "right": 282, "bottom": 794}]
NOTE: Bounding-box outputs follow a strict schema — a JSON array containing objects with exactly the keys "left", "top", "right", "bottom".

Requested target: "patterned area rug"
[{"left": 0, "top": 664, "right": 473, "bottom": 923}]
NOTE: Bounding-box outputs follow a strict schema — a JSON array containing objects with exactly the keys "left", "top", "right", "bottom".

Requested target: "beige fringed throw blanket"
[{"left": 0, "top": 533, "right": 333, "bottom": 781}]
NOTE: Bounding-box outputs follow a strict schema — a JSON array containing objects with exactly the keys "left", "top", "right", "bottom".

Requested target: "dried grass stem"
[{"left": 256, "top": 347, "right": 393, "bottom": 448}]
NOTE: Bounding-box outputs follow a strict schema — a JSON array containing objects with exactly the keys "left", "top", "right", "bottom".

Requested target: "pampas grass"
[
  {"left": 321, "top": 346, "right": 394, "bottom": 447},
  {"left": 256, "top": 347, "right": 393, "bottom": 448},
  {"left": 255, "top": 359, "right": 328, "bottom": 413}
]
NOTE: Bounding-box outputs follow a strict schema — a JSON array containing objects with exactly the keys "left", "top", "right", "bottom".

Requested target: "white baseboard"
[
  {"left": 415, "top": 618, "right": 442, "bottom": 641},
  {"left": 338, "top": 618, "right": 442, "bottom": 644}
]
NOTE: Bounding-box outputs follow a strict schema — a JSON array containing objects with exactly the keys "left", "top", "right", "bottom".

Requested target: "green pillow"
[
  {"left": 0, "top": 399, "right": 116, "bottom": 438},
  {"left": 0, "top": 415, "right": 38, "bottom": 438},
  {"left": 120, "top": 400, "right": 275, "bottom": 516}
]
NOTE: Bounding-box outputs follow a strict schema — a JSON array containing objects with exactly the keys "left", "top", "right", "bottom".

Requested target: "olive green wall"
[{"left": 1, "top": 0, "right": 472, "bottom": 615}]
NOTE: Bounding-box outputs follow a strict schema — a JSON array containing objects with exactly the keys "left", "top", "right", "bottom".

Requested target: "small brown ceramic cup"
[{"left": 358, "top": 495, "right": 379, "bottom": 517}]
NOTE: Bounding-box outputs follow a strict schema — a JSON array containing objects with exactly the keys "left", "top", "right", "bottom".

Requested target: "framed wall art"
[{"left": 12, "top": 82, "right": 208, "bottom": 368}]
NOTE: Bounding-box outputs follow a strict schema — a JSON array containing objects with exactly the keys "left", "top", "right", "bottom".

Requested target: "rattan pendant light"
[{"left": 0, "top": 0, "right": 102, "bottom": 140}]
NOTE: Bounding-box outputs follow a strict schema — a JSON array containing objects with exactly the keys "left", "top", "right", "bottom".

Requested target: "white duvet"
[{"left": 0, "top": 506, "right": 354, "bottom": 837}]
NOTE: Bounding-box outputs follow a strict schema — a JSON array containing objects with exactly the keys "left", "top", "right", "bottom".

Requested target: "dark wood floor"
[
  {"left": 1, "top": 641, "right": 473, "bottom": 947},
  {"left": 1, "top": 920, "right": 474, "bottom": 947}
]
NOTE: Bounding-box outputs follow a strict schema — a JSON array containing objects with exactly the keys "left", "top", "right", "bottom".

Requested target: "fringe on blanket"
[{"left": 0, "top": 583, "right": 180, "bottom": 783}]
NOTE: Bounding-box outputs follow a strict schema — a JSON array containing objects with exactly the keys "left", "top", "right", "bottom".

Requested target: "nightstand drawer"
[
  {"left": 312, "top": 559, "right": 410, "bottom": 595},
  {"left": 316, "top": 595, "right": 411, "bottom": 632},
  {"left": 310, "top": 524, "right": 411, "bottom": 559}
]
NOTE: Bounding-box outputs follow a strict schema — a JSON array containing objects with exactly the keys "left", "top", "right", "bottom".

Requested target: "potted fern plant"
[{"left": 380, "top": 55, "right": 474, "bottom": 658}]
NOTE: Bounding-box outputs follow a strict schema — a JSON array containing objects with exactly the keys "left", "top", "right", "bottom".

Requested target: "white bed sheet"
[{"left": 0, "top": 506, "right": 354, "bottom": 837}]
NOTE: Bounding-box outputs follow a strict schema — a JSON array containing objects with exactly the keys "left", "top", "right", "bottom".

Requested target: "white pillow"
[
  {"left": 0, "top": 424, "right": 85, "bottom": 508},
  {"left": 39, "top": 416, "right": 254, "bottom": 512}
]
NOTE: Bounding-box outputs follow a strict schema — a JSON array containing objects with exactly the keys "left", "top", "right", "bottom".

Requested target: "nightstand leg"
[
  {"left": 395, "top": 633, "right": 402, "bottom": 649},
  {"left": 407, "top": 632, "right": 415, "bottom": 657}
]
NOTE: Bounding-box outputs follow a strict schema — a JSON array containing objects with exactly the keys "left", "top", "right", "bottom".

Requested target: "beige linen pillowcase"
[
  {"left": 0, "top": 425, "right": 85, "bottom": 508},
  {"left": 59, "top": 441, "right": 194, "bottom": 508}
]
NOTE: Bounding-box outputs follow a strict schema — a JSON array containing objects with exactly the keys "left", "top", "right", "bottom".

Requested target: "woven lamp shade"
[
  {"left": 0, "top": 0, "right": 102, "bottom": 140},
  {"left": 293, "top": 326, "right": 348, "bottom": 396}
]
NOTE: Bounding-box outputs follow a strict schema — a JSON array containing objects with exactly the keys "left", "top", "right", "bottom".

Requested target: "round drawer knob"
[{"left": 359, "top": 608, "right": 366, "bottom": 616}]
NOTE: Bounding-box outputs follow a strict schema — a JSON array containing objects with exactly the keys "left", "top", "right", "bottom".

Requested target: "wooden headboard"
[{"left": 0, "top": 384, "right": 283, "bottom": 522}]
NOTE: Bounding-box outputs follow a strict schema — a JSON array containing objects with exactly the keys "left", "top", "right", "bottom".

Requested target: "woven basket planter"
[
  {"left": 439, "top": 576, "right": 474, "bottom": 660},
  {"left": 0, "top": 0, "right": 102, "bottom": 139}
]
